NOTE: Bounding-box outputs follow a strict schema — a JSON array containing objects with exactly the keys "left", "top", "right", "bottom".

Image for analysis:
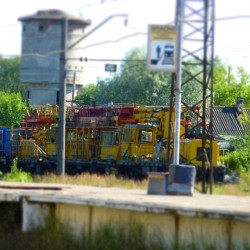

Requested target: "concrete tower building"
[{"left": 18, "top": 9, "right": 91, "bottom": 106}]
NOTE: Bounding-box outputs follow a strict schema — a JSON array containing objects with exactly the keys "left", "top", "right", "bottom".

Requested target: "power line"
[
  {"left": 69, "top": 0, "right": 125, "bottom": 12},
  {"left": 85, "top": 0, "right": 127, "bottom": 21},
  {"left": 17, "top": 31, "right": 145, "bottom": 58},
  {"left": 0, "top": 23, "right": 19, "bottom": 29},
  {"left": 67, "top": 57, "right": 145, "bottom": 62},
  {"left": 0, "top": 0, "right": 126, "bottom": 31},
  {"left": 216, "top": 15, "right": 250, "bottom": 21},
  {"left": 221, "top": 54, "right": 250, "bottom": 60},
  {"left": 75, "top": 32, "right": 146, "bottom": 50},
  {"left": 1, "top": 13, "right": 250, "bottom": 31},
  {"left": 215, "top": 41, "right": 250, "bottom": 51},
  {"left": 2, "top": 10, "right": 250, "bottom": 64}
]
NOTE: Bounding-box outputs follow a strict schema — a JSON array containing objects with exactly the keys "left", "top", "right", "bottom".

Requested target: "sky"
[{"left": 1, "top": 0, "right": 250, "bottom": 83}]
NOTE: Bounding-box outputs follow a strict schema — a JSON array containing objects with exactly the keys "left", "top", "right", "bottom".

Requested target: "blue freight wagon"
[{"left": 0, "top": 128, "right": 18, "bottom": 172}]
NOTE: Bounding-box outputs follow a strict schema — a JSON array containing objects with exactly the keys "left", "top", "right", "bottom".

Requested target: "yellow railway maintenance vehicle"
[{"left": 8, "top": 103, "right": 228, "bottom": 181}]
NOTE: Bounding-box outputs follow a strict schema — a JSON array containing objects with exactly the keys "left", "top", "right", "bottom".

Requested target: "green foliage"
[
  {"left": 76, "top": 47, "right": 172, "bottom": 105},
  {"left": 214, "top": 59, "right": 250, "bottom": 106},
  {"left": 0, "top": 56, "right": 20, "bottom": 83},
  {"left": 239, "top": 110, "right": 250, "bottom": 128},
  {"left": 181, "top": 64, "right": 204, "bottom": 105},
  {"left": 0, "top": 91, "right": 26, "bottom": 127},
  {"left": 112, "top": 47, "right": 172, "bottom": 105},
  {"left": 227, "top": 136, "right": 250, "bottom": 174},
  {"left": 3, "top": 158, "right": 32, "bottom": 182},
  {"left": 75, "top": 83, "right": 99, "bottom": 105},
  {"left": 228, "top": 151, "right": 250, "bottom": 174},
  {"left": 76, "top": 49, "right": 250, "bottom": 107},
  {"left": 0, "top": 56, "right": 26, "bottom": 98}
]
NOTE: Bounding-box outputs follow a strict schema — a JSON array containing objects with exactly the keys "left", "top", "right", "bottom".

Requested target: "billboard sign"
[
  {"left": 147, "top": 25, "right": 177, "bottom": 72},
  {"left": 105, "top": 64, "right": 117, "bottom": 72}
]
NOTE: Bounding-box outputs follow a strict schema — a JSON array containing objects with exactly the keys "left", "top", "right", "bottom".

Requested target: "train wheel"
[{"left": 66, "top": 165, "right": 77, "bottom": 176}]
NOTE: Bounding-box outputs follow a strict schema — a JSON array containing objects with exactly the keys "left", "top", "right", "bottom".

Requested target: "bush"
[
  {"left": 227, "top": 136, "right": 250, "bottom": 175},
  {"left": 3, "top": 158, "right": 32, "bottom": 182}
]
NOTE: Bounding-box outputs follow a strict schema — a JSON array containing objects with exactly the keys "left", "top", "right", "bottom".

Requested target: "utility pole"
[
  {"left": 57, "top": 18, "right": 68, "bottom": 175},
  {"left": 57, "top": 14, "right": 128, "bottom": 175},
  {"left": 173, "top": 0, "right": 184, "bottom": 165},
  {"left": 71, "top": 71, "right": 76, "bottom": 107}
]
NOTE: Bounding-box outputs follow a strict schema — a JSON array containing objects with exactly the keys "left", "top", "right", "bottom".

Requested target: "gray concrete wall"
[
  {"left": 20, "top": 20, "right": 86, "bottom": 105},
  {"left": 20, "top": 20, "right": 62, "bottom": 83},
  {"left": 2, "top": 183, "right": 250, "bottom": 249}
]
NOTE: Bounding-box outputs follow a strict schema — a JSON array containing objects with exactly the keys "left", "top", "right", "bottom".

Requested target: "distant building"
[{"left": 18, "top": 9, "right": 91, "bottom": 106}]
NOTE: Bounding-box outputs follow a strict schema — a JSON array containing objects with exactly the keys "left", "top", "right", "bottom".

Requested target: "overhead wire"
[
  {"left": 85, "top": 0, "right": 128, "bottom": 21},
  {"left": 73, "top": 32, "right": 146, "bottom": 50},
  {"left": 0, "top": 0, "right": 127, "bottom": 34},
  {"left": 16, "top": 31, "right": 146, "bottom": 59},
  {"left": 216, "top": 15, "right": 250, "bottom": 21},
  {"left": 1, "top": 8, "right": 250, "bottom": 62},
  {"left": 68, "top": 0, "right": 125, "bottom": 12},
  {"left": 0, "top": 23, "right": 18, "bottom": 29}
]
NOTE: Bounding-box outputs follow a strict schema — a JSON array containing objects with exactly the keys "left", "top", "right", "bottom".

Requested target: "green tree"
[
  {"left": 214, "top": 59, "right": 250, "bottom": 106},
  {"left": 88, "top": 47, "right": 173, "bottom": 105},
  {"left": 235, "top": 67, "right": 250, "bottom": 106},
  {"left": 0, "top": 56, "right": 26, "bottom": 99},
  {"left": 181, "top": 61, "right": 204, "bottom": 105},
  {"left": 77, "top": 51, "right": 250, "bottom": 108},
  {"left": 75, "top": 83, "right": 99, "bottom": 105},
  {"left": 0, "top": 92, "right": 26, "bottom": 127},
  {"left": 227, "top": 135, "right": 250, "bottom": 174},
  {"left": 92, "top": 47, "right": 214, "bottom": 106}
]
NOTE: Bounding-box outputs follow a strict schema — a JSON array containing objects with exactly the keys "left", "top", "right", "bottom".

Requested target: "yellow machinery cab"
[
  {"left": 100, "top": 128, "right": 122, "bottom": 162},
  {"left": 120, "top": 124, "right": 158, "bottom": 162},
  {"left": 179, "top": 139, "right": 220, "bottom": 167}
]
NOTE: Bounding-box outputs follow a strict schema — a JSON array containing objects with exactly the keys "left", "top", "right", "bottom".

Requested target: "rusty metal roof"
[{"left": 212, "top": 106, "right": 250, "bottom": 137}]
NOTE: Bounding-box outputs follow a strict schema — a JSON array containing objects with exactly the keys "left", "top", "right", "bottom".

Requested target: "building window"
[
  {"left": 38, "top": 25, "right": 44, "bottom": 32},
  {"left": 56, "top": 91, "right": 60, "bottom": 105},
  {"left": 27, "top": 91, "right": 30, "bottom": 105},
  {"left": 23, "top": 25, "right": 26, "bottom": 32}
]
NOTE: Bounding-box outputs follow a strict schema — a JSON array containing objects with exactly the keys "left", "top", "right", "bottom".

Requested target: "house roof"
[
  {"left": 212, "top": 106, "right": 250, "bottom": 137},
  {"left": 18, "top": 9, "right": 91, "bottom": 26}
]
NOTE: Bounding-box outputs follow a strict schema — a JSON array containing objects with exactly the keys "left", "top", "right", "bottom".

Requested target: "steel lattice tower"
[{"left": 173, "top": 0, "right": 215, "bottom": 193}]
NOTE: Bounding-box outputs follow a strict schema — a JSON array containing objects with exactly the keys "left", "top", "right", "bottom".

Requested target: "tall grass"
[
  {"left": 1, "top": 213, "right": 241, "bottom": 249},
  {"left": 0, "top": 217, "right": 167, "bottom": 250},
  {"left": 32, "top": 172, "right": 250, "bottom": 196},
  {"left": 2, "top": 159, "right": 250, "bottom": 195},
  {"left": 212, "top": 174, "right": 250, "bottom": 196},
  {"left": 33, "top": 172, "right": 148, "bottom": 190}
]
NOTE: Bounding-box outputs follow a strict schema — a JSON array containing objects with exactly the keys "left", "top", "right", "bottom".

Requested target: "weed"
[{"left": 3, "top": 158, "right": 32, "bottom": 183}]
